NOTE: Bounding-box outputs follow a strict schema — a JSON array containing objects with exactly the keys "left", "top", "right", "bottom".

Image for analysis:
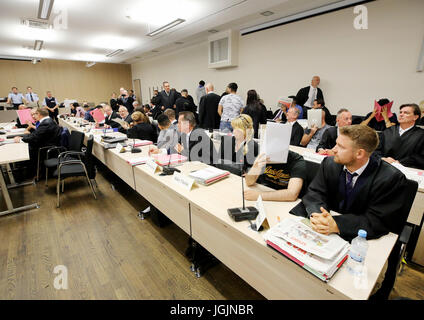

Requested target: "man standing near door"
[{"left": 42, "top": 91, "right": 59, "bottom": 123}]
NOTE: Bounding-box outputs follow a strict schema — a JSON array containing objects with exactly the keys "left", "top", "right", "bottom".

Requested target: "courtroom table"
[
  {"left": 58, "top": 118, "right": 399, "bottom": 299},
  {"left": 0, "top": 141, "right": 39, "bottom": 216}
]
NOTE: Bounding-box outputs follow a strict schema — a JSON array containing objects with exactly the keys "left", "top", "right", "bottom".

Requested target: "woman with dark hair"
[{"left": 242, "top": 89, "right": 267, "bottom": 139}]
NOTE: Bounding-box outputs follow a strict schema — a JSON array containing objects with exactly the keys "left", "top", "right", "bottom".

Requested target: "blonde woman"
[
  {"left": 229, "top": 114, "right": 259, "bottom": 173},
  {"left": 125, "top": 111, "right": 157, "bottom": 142}
]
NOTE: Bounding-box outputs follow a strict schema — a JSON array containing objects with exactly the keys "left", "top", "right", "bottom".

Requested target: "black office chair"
[
  {"left": 53, "top": 135, "right": 97, "bottom": 208},
  {"left": 44, "top": 130, "right": 85, "bottom": 186},
  {"left": 36, "top": 127, "right": 65, "bottom": 181},
  {"left": 371, "top": 178, "right": 418, "bottom": 300}
]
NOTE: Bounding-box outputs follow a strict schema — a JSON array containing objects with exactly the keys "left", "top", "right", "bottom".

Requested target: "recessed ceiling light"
[
  {"left": 38, "top": 0, "right": 54, "bottom": 20},
  {"left": 146, "top": 19, "right": 185, "bottom": 37},
  {"left": 151, "top": 50, "right": 159, "bottom": 53},
  {"left": 86, "top": 61, "right": 96, "bottom": 68},
  {"left": 208, "top": 29, "right": 219, "bottom": 34},
  {"left": 135, "top": 56, "right": 141, "bottom": 59},
  {"left": 105, "top": 49, "right": 124, "bottom": 57},
  {"left": 174, "top": 41, "right": 184, "bottom": 45},
  {"left": 260, "top": 11, "right": 274, "bottom": 16},
  {"left": 34, "top": 40, "right": 43, "bottom": 51}
]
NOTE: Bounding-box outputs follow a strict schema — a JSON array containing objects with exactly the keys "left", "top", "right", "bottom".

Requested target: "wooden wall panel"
[{"left": 0, "top": 59, "right": 132, "bottom": 104}]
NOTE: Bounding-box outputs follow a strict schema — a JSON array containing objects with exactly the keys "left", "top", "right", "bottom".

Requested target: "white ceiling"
[{"left": 0, "top": 0, "right": 346, "bottom": 64}]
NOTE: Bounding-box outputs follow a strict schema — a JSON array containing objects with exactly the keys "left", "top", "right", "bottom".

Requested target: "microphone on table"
[{"left": 227, "top": 162, "right": 259, "bottom": 222}]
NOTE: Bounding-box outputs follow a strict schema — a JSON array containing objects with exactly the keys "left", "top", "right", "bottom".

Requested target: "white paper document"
[
  {"left": 261, "top": 122, "right": 291, "bottom": 163},
  {"left": 266, "top": 218, "right": 348, "bottom": 260},
  {"left": 307, "top": 109, "right": 322, "bottom": 129},
  {"left": 189, "top": 167, "right": 228, "bottom": 181},
  {"left": 111, "top": 118, "right": 127, "bottom": 127},
  {"left": 391, "top": 162, "right": 424, "bottom": 189}
]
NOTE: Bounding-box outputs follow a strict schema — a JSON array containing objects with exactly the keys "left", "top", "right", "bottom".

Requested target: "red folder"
[
  {"left": 17, "top": 109, "right": 34, "bottom": 124},
  {"left": 90, "top": 108, "right": 105, "bottom": 122}
]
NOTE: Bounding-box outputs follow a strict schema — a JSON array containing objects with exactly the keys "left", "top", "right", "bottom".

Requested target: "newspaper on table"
[
  {"left": 111, "top": 118, "right": 128, "bottom": 127},
  {"left": 391, "top": 162, "right": 424, "bottom": 189},
  {"left": 265, "top": 217, "right": 349, "bottom": 260}
]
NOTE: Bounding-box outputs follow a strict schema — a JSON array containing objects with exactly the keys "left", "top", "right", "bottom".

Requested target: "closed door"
[{"left": 133, "top": 79, "right": 142, "bottom": 103}]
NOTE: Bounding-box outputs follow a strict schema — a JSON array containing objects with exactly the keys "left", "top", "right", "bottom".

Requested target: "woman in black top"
[
  {"left": 242, "top": 90, "right": 267, "bottom": 139},
  {"left": 126, "top": 111, "right": 158, "bottom": 143}
]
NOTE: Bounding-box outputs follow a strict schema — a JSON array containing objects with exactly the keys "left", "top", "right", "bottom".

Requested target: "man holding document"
[{"left": 244, "top": 122, "right": 306, "bottom": 201}]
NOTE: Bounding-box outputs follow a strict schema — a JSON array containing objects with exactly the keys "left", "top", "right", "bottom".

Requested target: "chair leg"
[
  {"left": 36, "top": 150, "right": 41, "bottom": 181},
  {"left": 45, "top": 167, "right": 49, "bottom": 187},
  {"left": 56, "top": 176, "right": 61, "bottom": 208},
  {"left": 88, "top": 179, "right": 97, "bottom": 200},
  {"left": 62, "top": 180, "right": 65, "bottom": 193}
]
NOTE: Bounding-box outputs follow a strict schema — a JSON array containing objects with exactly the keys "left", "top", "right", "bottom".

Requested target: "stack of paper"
[
  {"left": 189, "top": 167, "right": 230, "bottom": 186},
  {"left": 391, "top": 162, "right": 424, "bottom": 189},
  {"left": 302, "top": 152, "right": 327, "bottom": 164},
  {"left": 264, "top": 218, "right": 350, "bottom": 282},
  {"left": 126, "top": 157, "right": 151, "bottom": 166},
  {"left": 151, "top": 154, "right": 187, "bottom": 166}
]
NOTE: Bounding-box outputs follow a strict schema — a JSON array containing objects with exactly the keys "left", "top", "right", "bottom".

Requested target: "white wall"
[{"left": 131, "top": 0, "right": 424, "bottom": 116}]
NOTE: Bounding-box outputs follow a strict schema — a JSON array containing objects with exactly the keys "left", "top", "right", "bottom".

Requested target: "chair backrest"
[
  {"left": 68, "top": 130, "right": 85, "bottom": 152},
  {"left": 302, "top": 159, "right": 321, "bottom": 198},
  {"left": 219, "top": 135, "right": 236, "bottom": 163},
  {"left": 352, "top": 115, "right": 364, "bottom": 125},
  {"left": 394, "top": 178, "right": 418, "bottom": 235},
  {"left": 60, "top": 126, "right": 70, "bottom": 148},
  {"left": 83, "top": 135, "right": 96, "bottom": 179}
]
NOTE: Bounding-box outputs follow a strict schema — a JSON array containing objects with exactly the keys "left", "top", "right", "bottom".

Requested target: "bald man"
[
  {"left": 295, "top": 76, "right": 325, "bottom": 118},
  {"left": 198, "top": 83, "right": 221, "bottom": 130}
]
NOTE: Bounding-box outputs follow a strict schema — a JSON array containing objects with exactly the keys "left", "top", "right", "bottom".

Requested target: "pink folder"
[
  {"left": 17, "top": 109, "right": 34, "bottom": 124},
  {"left": 90, "top": 108, "right": 105, "bottom": 122},
  {"left": 374, "top": 100, "right": 394, "bottom": 122}
]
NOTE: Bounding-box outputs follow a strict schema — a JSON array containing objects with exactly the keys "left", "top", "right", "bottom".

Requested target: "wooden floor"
[{"left": 0, "top": 163, "right": 423, "bottom": 300}]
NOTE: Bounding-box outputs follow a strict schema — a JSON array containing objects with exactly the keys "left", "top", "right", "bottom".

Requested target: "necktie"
[
  {"left": 30, "top": 93, "right": 34, "bottom": 102},
  {"left": 345, "top": 170, "right": 358, "bottom": 200},
  {"left": 273, "top": 109, "right": 283, "bottom": 121}
]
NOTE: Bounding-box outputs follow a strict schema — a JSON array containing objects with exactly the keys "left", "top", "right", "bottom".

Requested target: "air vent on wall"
[{"left": 21, "top": 18, "right": 51, "bottom": 29}]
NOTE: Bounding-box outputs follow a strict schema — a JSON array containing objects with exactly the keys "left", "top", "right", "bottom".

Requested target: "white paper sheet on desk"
[
  {"left": 391, "top": 162, "right": 424, "bottom": 189},
  {"left": 111, "top": 118, "right": 127, "bottom": 127},
  {"left": 261, "top": 122, "right": 291, "bottom": 163}
]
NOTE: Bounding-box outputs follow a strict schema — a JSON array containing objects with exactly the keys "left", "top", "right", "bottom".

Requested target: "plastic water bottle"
[{"left": 347, "top": 229, "right": 369, "bottom": 276}]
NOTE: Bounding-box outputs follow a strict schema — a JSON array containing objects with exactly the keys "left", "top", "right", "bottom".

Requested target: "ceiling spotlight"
[
  {"left": 151, "top": 50, "right": 159, "bottom": 53},
  {"left": 146, "top": 19, "right": 185, "bottom": 37},
  {"left": 86, "top": 61, "right": 96, "bottom": 68},
  {"left": 31, "top": 58, "right": 40, "bottom": 64},
  {"left": 208, "top": 29, "right": 219, "bottom": 34},
  {"left": 38, "top": 0, "right": 54, "bottom": 20},
  {"left": 174, "top": 41, "right": 184, "bottom": 45},
  {"left": 260, "top": 11, "right": 274, "bottom": 16},
  {"left": 34, "top": 40, "right": 44, "bottom": 51}
]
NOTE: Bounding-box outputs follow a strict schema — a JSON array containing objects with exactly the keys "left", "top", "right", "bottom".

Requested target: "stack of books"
[
  {"left": 188, "top": 167, "right": 230, "bottom": 186},
  {"left": 151, "top": 154, "right": 187, "bottom": 166},
  {"left": 126, "top": 157, "right": 151, "bottom": 166},
  {"left": 127, "top": 140, "right": 153, "bottom": 148},
  {"left": 264, "top": 217, "right": 350, "bottom": 282}
]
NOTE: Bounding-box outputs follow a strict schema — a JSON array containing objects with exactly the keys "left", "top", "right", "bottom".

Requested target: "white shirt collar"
[
  {"left": 399, "top": 124, "right": 414, "bottom": 136},
  {"left": 344, "top": 158, "right": 369, "bottom": 178}
]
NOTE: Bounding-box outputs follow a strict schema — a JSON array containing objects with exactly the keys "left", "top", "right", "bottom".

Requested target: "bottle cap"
[{"left": 358, "top": 229, "right": 367, "bottom": 238}]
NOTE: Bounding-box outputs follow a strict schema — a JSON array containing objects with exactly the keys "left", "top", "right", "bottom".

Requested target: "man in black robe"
[
  {"left": 316, "top": 108, "right": 352, "bottom": 154},
  {"left": 376, "top": 103, "right": 424, "bottom": 170}
]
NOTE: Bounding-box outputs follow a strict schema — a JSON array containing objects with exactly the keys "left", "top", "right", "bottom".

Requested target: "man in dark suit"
[
  {"left": 285, "top": 107, "right": 304, "bottom": 146},
  {"left": 175, "top": 89, "right": 196, "bottom": 118},
  {"left": 118, "top": 90, "right": 135, "bottom": 114},
  {"left": 295, "top": 76, "right": 324, "bottom": 117},
  {"left": 117, "top": 106, "right": 133, "bottom": 133},
  {"left": 316, "top": 108, "right": 352, "bottom": 154},
  {"left": 291, "top": 124, "right": 409, "bottom": 241},
  {"left": 376, "top": 103, "right": 424, "bottom": 170},
  {"left": 175, "top": 111, "right": 217, "bottom": 164},
  {"left": 156, "top": 81, "right": 179, "bottom": 112},
  {"left": 198, "top": 83, "right": 221, "bottom": 130},
  {"left": 104, "top": 105, "right": 120, "bottom": 128},
  {"left": 14, "top": 107, "right": 62, "bottom": 175}
]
